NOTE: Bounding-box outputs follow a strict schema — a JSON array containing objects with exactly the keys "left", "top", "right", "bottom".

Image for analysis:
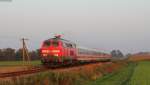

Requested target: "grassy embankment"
[
  {"left": 88, "top": 61, "right": 150, "bottom": 85},
  {"left": 88, "top": 62, "right": 136, "bottom": 85}
]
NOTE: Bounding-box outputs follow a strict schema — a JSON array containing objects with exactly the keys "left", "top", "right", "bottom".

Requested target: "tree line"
[
  {"left": 0, "top": 48, "right": 40, "bottom": 61},
  {"left": 0, "top": 48, "right": 127, "bottom": 61}
]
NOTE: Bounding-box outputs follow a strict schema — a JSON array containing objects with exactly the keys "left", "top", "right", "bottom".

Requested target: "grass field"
[
  {"left": 88, "top": 62, "right": 136, "bottom": 85},
  {"left": 128, "top": 61, "right": 150, "bottom": 85},
  {"left": 0, "top": 60, "right": 41, "bottom": 66},
  {"left": 89, "top": 61, "right": 150, "bottom": 85}
]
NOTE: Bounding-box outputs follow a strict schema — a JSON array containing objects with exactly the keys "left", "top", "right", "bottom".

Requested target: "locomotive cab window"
[
  {"left": 43, "top": 41, "right": 50, "bottom": 47},
  {"left": 52, "top": 41, "right": 59, "bottom": 47}
]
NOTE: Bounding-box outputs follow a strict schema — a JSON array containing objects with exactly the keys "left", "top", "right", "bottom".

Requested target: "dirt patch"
[{"left": 0, "top": 66, "right": 31, "bottom": 73}]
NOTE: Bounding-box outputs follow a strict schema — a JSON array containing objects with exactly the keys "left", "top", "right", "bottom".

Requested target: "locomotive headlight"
[
  {"left": 42, "top": 50, "right": 50, "bottom": 53},
  {"left": 43, "top": 54, "right": 48, "bottom": 56},
  {"left": 52, "top": 50, "right": 60, "bottom": 53},
  {"left": 54, "top": 54, "right": 59, "bottom": 56}
]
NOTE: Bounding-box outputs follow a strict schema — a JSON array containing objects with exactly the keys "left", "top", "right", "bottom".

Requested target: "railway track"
[
  {"left": 0, "top": 66, "right": 47, "bottom": 78},
  {"left": 0, "top": 62, "right": 110, "bottom": 78}
]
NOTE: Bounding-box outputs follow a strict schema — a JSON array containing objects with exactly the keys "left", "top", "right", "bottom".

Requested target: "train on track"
[{"left": 40, "top": 35, "right": 111, "bottom": 66}]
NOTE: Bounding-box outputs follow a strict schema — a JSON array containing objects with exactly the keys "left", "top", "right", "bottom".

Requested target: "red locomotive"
[{"left": 40, "top": 35, "right": 111, "bottom": 65}]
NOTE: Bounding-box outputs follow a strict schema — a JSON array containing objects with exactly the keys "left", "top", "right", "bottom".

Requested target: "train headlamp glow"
[
  {"left": 52, "top": 50, "right": 60, "bottom": 53},
  {"left": 43, "top": 54, "right": 48, "bottom": 56},
  {"left": 42, "top": 50, "right": 50, "bottom": 53},
  {"left": 54, "top": 54, "right": 59, "bottom": 56}
]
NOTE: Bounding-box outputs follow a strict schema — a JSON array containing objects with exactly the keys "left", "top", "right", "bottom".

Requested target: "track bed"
[{"left": 0, "top": 61, "right": 111, "bottom": 78}]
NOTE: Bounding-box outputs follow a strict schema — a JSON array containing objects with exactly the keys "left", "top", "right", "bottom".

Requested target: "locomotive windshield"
[
  {"left": 52, "top": 41, "right": 59, "bottom": 47},
  {"left": 43, "top": 41, "right": 50, "bottom": 47},
  {"left": 43, "top": 39, "right": 59, "bottom": 47}
]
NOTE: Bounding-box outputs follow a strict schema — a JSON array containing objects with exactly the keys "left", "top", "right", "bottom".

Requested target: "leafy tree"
[
  {"left": 111, "top": 50, "right": 124, "bottom": 59},
  {"left": 0, "top": 49, "right": 4, "bottom": 60},
  {"left": 0, "top": 48, "right": 41, "bottom": 61},
  {"left": 29, "top": 49, "right": 40, "bottom": 60},
  {"left": 15, "top": 49, "right": 23, "bottom": 60},
  {"left": 2, "top": 48, "right": 16, "bottom": 61}
]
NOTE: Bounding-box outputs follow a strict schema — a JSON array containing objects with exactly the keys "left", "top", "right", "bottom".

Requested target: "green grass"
[
  {"left": 88, "top": 62, "right": 137, "bottom": 85},
  {"left": 88, "top": 61, "right": 150, "bottom": 85},
  {"left": 0, "top": 60, "right": 41, "bottom": 66},
  {"left": 128, "top": 61, "right": 150, "bottom": 85}
]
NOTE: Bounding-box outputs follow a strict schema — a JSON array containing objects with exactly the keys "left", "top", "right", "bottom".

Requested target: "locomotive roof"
[{"left": 46, "top": 37, "right": 76, "bottom": 45}]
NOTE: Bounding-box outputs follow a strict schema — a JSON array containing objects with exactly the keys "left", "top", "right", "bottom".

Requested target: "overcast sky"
[{"left": 0, "top": 0, "right": 150, "bottom": 54}]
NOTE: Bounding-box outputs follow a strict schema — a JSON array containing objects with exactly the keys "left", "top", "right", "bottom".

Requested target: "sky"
[{"left": 0, "top": 0, "right": 150, "bottom": 54}]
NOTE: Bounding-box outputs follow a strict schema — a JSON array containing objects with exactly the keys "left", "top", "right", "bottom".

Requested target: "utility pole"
[{"left": 21, "top": 38, "right": 30, "bottom": 65}]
